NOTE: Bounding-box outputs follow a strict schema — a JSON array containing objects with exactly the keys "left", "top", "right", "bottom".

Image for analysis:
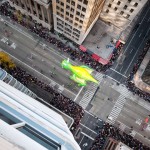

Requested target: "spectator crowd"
[
  {"left": 8, "top": 66, "right": 84, "bottom": 133},
  {"left": 126, "top": 39, "right": 150, "bottom": 102},
  {"left": 0, "top": 2, "right": 150, "bottom": 150},
  {"left": 90, "top": 123, "right": 150, "bottom": 150}
]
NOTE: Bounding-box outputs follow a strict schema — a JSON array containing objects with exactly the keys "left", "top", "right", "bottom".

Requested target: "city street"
[
  {"left": 0, "top": 18, "right": 83, "bottom": 99},
  {"left": 107, "top": 3, "right": 150, "bottom": 83},
  {"left": 0, "top": 2, "right": 150, "bottom": 148}
]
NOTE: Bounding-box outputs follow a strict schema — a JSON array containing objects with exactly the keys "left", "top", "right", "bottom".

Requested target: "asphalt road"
[
  {"left": 0, "top": 18, "right": 83, "bottom": 99},
  {"left": 107, "top": 2, "right": 150, "bottom": 83}
]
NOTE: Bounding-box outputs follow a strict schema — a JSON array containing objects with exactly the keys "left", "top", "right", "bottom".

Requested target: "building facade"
[
  {"left": 0, "top": 80, "right": 81, "bottom": 150},
  {"left": 0, "top": 68, "right": 36, "bottom": 98},
  {"left": 103, "top": 138, "right": 132, "bottom": 150},
  {"left": 9, "top": 0, "right": 53, "bottom": 29},
  {"left": 100, "top": 0, "right": 148, "bottom": 29},
  {"left": 52, "top": 0, "right": 105, "bottom": 44}
]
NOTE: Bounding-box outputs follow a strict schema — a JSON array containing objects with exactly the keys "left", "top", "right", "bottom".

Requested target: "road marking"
[
  {"left": 124, "top": 26, "right": 150, "bottom": 76},
  {"left": 81, "top": 132, "right": 95, "bottom": 140},
  {"left": 110, "top": 68, "right": 127, "bottom": 78},
  {"left": 73, "top": 86, "right": 84, "bottom": 101},
  {"left": 79, "top": 123, "right": 97, "bottom": 134},
  {"left": 122, "top": 6, "right": 150, "bottom": 55},
  {"left": 130, "top": 48, "right": 134, "bottom": 53},
  {"left": 119, "top": 66, "right": 124, "bottom": 72},
  {"left": 0, "top": 48, "right": 76, "bottom": 96},
  {"left": 79, "top": 135, "right": 84, "bottom": 145}
]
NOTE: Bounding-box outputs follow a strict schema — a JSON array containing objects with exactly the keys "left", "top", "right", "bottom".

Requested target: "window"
[
  {"left": 120, "top": 11, "right": 124, "bottom": 15},
  {"left": 76, "top": 11, "right": 80, "bottom": 15},
  {"left": 56, "top": 6, "right": 59, "bottom": 10},
  {"left": 61, "top": 14, "right": 64, "bottom": 18},
  {"left": 79, "top": 25, "right": 82, "bottom": 29},
  {"left": 57, "top": 12, "right": 60, "bottom": 16},
  {"left": 81, "top": 14, "right": 84, "bottom": 18},
  {"left": 79, "top": 20, "right": 83, "bottom": 24},
  {"left": 66, "top": 5, "right": 70, "bottom": 10},
  {"left": 67, "top": 0, "right": 70, "bottom": 3},
  {"left": 66, "top": 11, "right": 69, "bottom": 16},
  {"left": 114, "top": 7, "right": 118, "bottom": 11},
  {"left": 130, "top": 9, "right": 134, "bottom": 13},
  {"left": 77, "top": 4, "right": 81, "bottom": 9},
  {"left": 82, "top": 7, "right": 86, "bottom": 12},
  {"left": 123, "top": 5, "right": 127, "bottom": 10},
  {"left": 71, "top": 1, "right": 75, "bottom": 6},
  {"left": 106, "top": 9, "right": 109, "bottom": 13},
  {"left": 126, "top": 14, "right": 130, "bottom": 18},
  {"left": 128, "top": 0, "right": 131, "bottom": 3},
  {"left": 74, "top": 23, "right": 78, "bottom": 26},
  {"left": 117, "top": 1, "right": 121, "bottom": 5},
  {"left": 79, "top": 0, "right": 82, "bottom": 2},
  {"left": 108, "top": 4, "right": 111, "bottom": 8},
  {"left": 70, "top": 14, "right": 73, "bottom": 18},
  {"left": 71, "top": 8, "right": 74, "bottom": 12},
  {"left": 60, "top": 2, "right": 64, "bottom": 6},
  {"left": 75, "top": 17, "right": 79, "bottom": 21},
  {"left": 83, "top": 0, "right": 88, "bottom": 5},
  {"left": 134, "top": 2, "right": 138, "bottom": 7},
  {"left": 61, "top": 8, "right": 64, "bottom": 12}
]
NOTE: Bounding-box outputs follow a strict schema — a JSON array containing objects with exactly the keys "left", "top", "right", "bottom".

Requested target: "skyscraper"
[
  {"left": 100, "top": 0, "right": 148, "bottom": 28},
  {"left": 52, "top": 0, "right": 105, "bottom": 44},
  {"left": 0, "top": 80, "right": 81, "bottom": 150}
]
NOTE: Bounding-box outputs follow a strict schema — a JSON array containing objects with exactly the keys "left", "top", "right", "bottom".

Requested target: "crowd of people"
[
  {"left": 0, "top": 2, "right": 122, "bottom": 73},
  {"left": 90, "top": 123, "right": 150, "bottom": 150},
  {"left": 126, "top": 39, "right": 150, "bottom": 102},
  {"left": 8, "top": 67, "right": 84, "bottom": 133}
]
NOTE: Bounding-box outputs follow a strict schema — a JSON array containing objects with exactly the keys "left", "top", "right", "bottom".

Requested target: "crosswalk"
[
  {"left": 106, "top": 94, "right": 126, "bottom": 124},
  {"left": 79, "top": 72, "right": 104, "bottom": 109}
]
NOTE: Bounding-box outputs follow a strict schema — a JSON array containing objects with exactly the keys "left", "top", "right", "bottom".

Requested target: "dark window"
[
  {"left": 114, "top": 7, "right": 118, "bottom": 11},
  {"left": 134, "top": 2, "right": 138, "bottom": 7},
  {"left": 128, "top": 0, "right": 131, "bottom": 3},
  {"left": 71, "top": 8, "right": 74, "bottom": 12},
  {"left": 81, "top": 14, "right": 84, "bottom": 18},
  {"left": 70, "top": 14, "right": 73, "bottom": 18},
  {"left": 66, "top": 12, "right": 69, "bottom": 16},
  {"left": 71, "top": 1, "right": 75, "bottom": 6},
  {"left": 126, "top": 14, "right": 130, "bottom": 18},
  {"left": 120, "top": 11, "right": 124, "bottom": 15},
  {"left": 82, "top": 7, "right": 86, "bottom": 12},
  {"left": 37, "top": 4, "right": 41, "bottom": 10},
  {"left": 106, "top": 9, "right": 109, "bottom": 13},
  {"left": 60, "top": 2, "right": 64, "bottom": 6},
  {"left": 83, "top": 0, "right": 88, "bottom": 5},
  {"left": 130, "top": 9, "right": 134, "bottom": 13},
  {"left": 75, "top": 17, "right": 79, "bottom": 21},
  {"left": 124, "top": 5, "right": 127, "bottom": 9},
  {"left": 79, "top": 20, "right": 83, "bottom": 24},
  {"left": 66, "top": 5, "right": 70, "bottom": 9},
  {"left": 117, "top": 1, "right": 121, "bottom": 5},
  {"left": 76, "top": 11, "right": 80, "bottom": 15},
  {"left": 56, "top": 6, "right": 59, "bottom": 10},
  {"left": 61, "top": 8, "right": 64, "bottom": 12},
  {"left": 108, "top": 4, "right": 111, "bottom": 7},
  {"left": 77, "top": 4, "right": 81, "bottom": 9},
  {"left": 66, "top": 0, "right": 70, "bottom": 3}
]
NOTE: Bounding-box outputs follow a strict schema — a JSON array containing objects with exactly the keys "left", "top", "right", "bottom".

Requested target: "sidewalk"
[{"left": 133, "top": 48, "right": 150, "bottom": 94}]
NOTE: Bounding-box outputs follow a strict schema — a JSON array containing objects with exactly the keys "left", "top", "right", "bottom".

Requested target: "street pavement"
[{"left": 107, "top": 2, "right": 150, "bottom": 84}]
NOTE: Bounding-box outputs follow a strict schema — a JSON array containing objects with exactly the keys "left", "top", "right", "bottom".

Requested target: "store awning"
[{"left": 79, "top": 45, "right": 87, "bottom": 52}]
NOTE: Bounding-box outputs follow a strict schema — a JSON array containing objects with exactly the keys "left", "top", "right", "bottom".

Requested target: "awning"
[
  {"left": 92, "top": 53, "right": 100, "bottom": 61},
  {"left": 115, "top": 40, "right": 121, "bottom": 48},
  {"left": 79, "top": 45, "right": 87, "bottom": 52}
]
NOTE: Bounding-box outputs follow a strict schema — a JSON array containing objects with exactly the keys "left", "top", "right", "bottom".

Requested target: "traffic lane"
[
  {"left": 0, "top": 24, "right": 81, "bottom": 94},
  {"left": 107, "top": 69, "right": 127, "bottom": 83}
]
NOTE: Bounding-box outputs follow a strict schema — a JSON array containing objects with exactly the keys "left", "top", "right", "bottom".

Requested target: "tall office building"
[
  {"left": 100, "top": 0, "right": 148, "bottom": 28},
  {"left": 52, "top": 0, "right": 105, "bottom": 44},
  {"left": 0, "top": 80, "right": 81, "bottom": 150},
  {"left": 9, "top": 0, "right": 53, "bottom": 29}
]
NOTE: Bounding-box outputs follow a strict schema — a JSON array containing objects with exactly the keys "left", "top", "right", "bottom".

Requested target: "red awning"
[
  {"left": 115, "top": 40, "right": 121, "bottom": 48},
  {"left": 98, "top": 57, "right": 109, "bottom": 65},
  {"left": 92, "top": 54, "right": 100, "bottom": 61},
  {"left": 79, "top": 45, "right": 87, "bottom": 52}
]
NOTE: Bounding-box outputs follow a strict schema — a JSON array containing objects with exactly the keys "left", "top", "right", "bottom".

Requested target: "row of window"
[
  {"left": 106, "top": 7, "right": 134, "bottom": 13},
  {"left": 108, "top": 3, "right": 138, "bottom": 9}
]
